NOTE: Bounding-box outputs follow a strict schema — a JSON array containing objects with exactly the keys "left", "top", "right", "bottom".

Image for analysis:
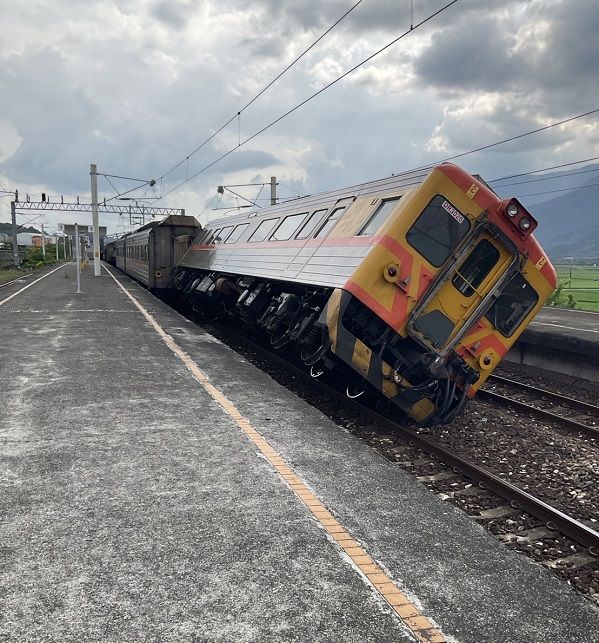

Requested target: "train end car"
[
  {"left": 105, "top": 215, "right": 201, "bottom": 292},
  {"left": 170, "top": 164, "right": 556, "bottom": 425}
]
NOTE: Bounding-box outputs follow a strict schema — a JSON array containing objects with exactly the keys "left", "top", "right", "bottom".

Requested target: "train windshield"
[
  {"left": 406, "top": 195, "right": 470, "bottom": 267},
  {"left": 486, "top": 273, "right": 539, "bottom": 337},
  {"left": 452, "top": 239, "right": 500, "bottom": 297}
]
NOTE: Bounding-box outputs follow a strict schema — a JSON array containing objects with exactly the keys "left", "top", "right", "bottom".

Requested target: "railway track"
[
  {"left": 169, "top": 303, "right": 599, "bottom": 598},
  {"left": 480, "top": 374, "right": 599, "bottom": 440},
  {"left": 181, "top": 309, "right": 599, "bottom": 556},
  {"left": 0, "top": 274, "right": 28, "bottom": 289}
]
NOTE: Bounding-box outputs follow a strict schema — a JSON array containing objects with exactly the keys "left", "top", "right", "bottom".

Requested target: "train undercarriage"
[{"left": 169, "top": 266, "right": 479, "bottom": 425}]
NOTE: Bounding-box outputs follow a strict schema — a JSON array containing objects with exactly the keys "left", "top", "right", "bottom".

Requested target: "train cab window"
[
  {"left": 225, "top": 223, "right": 249, "bottom": 243},
  {"left": 295, "top": 209, "right": 328, "bottom": 240},
  {"left": 357, "top": 197, "right": 401, "bottom": 236},
  {"left": 270, "top": 213, "right": 307, "bottom": 241},
  {"left": 215, "top": 226, "right": 234, "bottom": 243},
  {"left": 486, "top": 273, "right": 539, "bottom": 337},
  {"left": 314, "top": 207, "right": 347, "bottom": 238},
  {"left": 249, "top": 218, "right": 279, "bottom": 242},
  {"left": 406, "top": 195, "right": 470, "bottom": 267},
  {"left": 452, "top": 239, "right": 500, "bottom": 297}
]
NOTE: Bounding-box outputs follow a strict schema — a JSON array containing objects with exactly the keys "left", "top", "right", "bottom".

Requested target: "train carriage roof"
[{"left": 207, "top": 166, "right": 436, "bottom": 227}]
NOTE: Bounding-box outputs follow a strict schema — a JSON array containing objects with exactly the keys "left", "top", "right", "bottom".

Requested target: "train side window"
[
  {"left": 209, "top": 229, "right": 221, "bottom": 243},
  {"left": 225, "top": 223, "right": 250, "bottom": 244},
  {"left": 215, "top": 226, "right": 234, "bottom": 243},
  {"left": 357, "top": 197, "right": 401, "bottom": 236},
  {"left": 406, "top": 195, "right": 470, "bottom": 267},
  {"left": 144, "top": 245, "right": 148, "bottom": 261},
  {"left": 486, "top": 274, "right": 539, "bottom": 337},
  {"left": 270, "top": 213, "right": 308, "bottom": 241},
  {"left": 452, "top": 239, "right": 500, "bottom": 296},
  {"left": 314, "top": 207, "right": 346, "bottom": 238},
  {"left": 295, "top": 209, "right": 328, "bottom": 240},
  {"left": 249, "top": 218, "right": 279, "bottom": 242}
]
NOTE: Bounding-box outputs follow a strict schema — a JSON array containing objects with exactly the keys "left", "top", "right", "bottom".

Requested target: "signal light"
[
  {"left": 519, "top": 218, "right": 532, "bottom": 231},
  {"left": 506, "top": 203, "right": 518, "bottom": 217}
]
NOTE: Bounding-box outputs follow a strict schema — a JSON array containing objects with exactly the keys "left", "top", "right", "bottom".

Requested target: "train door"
[{"left": 408, "top": 230, "right": 517, "bottom": 354}]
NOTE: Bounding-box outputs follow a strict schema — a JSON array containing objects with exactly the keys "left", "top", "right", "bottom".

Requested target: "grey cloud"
[
  {"left": 414, "top": 13, "right": 521, "bottom": 92},
  {"left": 152, "top": 0, "right": 199, "bottom": 29},
  {"left": 239, "top": 35, "right": 287, "bottom": 59}
]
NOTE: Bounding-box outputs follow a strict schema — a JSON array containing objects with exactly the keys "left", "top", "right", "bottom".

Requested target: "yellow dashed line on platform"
[{"left": 102, "top": 265, "right": 446, "bottom": 643}]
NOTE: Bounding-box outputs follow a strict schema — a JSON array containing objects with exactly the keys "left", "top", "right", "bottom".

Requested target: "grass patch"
[
  {"left": 0, "top": 268, "right": 31, "bottom": 285},
  {"left": 552, "top": 265, "right": 599, "bottom": 312}
]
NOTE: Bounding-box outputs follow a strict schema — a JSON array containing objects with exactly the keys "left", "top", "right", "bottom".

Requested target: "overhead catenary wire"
[
  {"left": 415, "top": 107, "right": 599, "bottom": 173},
  {"left": 223, "top": 186, "right": 262, "bottom": 208},
  {"left": 156, "top": 0, "right": 462, "bottom": 202},
  {"left": 514, "top": 181, "right": 599, "bottom": 200},
  {"left": 489, "top": 156, "right": 599, "bottom": 183},
  {"left": 157, "top": 0, "right": 366, "bottom": 184},
  {"left": 491, "top": 165, "right": 599, "bottom": 190}
]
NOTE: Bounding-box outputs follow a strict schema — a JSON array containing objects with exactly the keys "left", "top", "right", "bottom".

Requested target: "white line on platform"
[
  {"left": 532, "top": 321, "right": 599, "bottom": 334},
  {"left": 0, "top": 264, "right": 67, "bottom": 308}
]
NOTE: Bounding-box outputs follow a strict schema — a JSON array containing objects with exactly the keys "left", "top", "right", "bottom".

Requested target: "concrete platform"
[
  {"left": 509, "top": 307, "right": 599, "bottom": 381},
  {"left": 1, "top": 262, "right": 598, "bottom": 643}
]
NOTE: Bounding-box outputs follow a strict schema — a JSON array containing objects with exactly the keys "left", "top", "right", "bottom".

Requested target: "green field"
[{"left": 554, "top": 265, "right": 599, "bottom": 311}]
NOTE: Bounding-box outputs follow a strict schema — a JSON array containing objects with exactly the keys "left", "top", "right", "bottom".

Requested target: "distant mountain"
[
  {"left": 493, "top": 166, "right": 599, "bottom": 263},
  {"left": 0, "top": 221, "right": 41, "bottom": 235}
]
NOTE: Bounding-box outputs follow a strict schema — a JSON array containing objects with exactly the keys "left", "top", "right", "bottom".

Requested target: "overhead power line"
[
  {"left": 491, "top": 166, "right": 599, "bottom": 189},
  {"left": 158, "top": 0, "right": 366, "bottom": 184},
  {"left": 515, "top": 181, "right": 599, "bottom": 200},
  {"left": 489, "top": 156, "right": 599, "bottom": 182},
  {"left": 156, "top": 0, "right": 462, "bottom": 202},
  {"left": 424, "top": 107, "right": 599, "bottom": 169}
]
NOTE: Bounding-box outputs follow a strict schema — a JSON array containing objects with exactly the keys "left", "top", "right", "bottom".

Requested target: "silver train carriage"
[
  {"left": 170, "top": 164, "right": 556, "bottom": 425},
  {"left": 104, "top": 215, "right": 200, "bottom": 292}
]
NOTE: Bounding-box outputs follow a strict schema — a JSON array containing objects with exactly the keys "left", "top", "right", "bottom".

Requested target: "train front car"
[
  {"left": 335, "top": 163, "right": 556, "bottom": 424},
  {"left": 172, "top": 163, "right": 556, "bottom": 425}
]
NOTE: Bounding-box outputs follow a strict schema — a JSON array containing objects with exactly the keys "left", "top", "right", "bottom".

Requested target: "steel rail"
[
  {"left": 487, "top": 374, "right": 599, "bottom": 416},
  {"left": 478, "top": 389, "right": 599, "bottom": 441},
  {"left": 0, "top": 274, "right": 29, "bottom": 289},
  {"left": 204, "top": 328, "right": 599, "bottom": 553}
]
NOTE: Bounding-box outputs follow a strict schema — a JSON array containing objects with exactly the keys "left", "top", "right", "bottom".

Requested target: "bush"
[
  {"left": 21, "top": 246, "right": 58, "bottom": 268},
  {"left": 546, "top": 279, "right": 576, "bottom": 309}
]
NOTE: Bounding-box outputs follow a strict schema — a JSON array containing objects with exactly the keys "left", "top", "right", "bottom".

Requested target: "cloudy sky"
[{"left": 1, "top": 0, "right": 598, "bottom": 234}]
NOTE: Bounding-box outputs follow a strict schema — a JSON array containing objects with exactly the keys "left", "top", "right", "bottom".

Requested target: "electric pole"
[
  {"left": 270, "top": 176, "right": 277, "bottom": 205},
  {"left": 11, "top": 199, "right": 19, "bottom": 266},
  {"left": 90, "top": 163, "right": 101, "bottom": 276}
]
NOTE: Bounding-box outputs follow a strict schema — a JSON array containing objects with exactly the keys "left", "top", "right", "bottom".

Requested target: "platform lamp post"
[{"left": 90, "top": 163, "right": 101, "bottom": 277}]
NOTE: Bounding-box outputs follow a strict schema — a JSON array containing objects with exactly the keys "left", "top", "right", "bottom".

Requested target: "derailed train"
[{"left": 105, "top": 164, "right": 557, "bottom": 425}]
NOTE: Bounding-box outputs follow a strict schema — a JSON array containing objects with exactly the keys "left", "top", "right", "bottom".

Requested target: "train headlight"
[
  {"left": 506, "top": 203, "right": 519, "bottom": 217},
  {"left": 519, "top": 217, "right": 532, "bottom": 231}
]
